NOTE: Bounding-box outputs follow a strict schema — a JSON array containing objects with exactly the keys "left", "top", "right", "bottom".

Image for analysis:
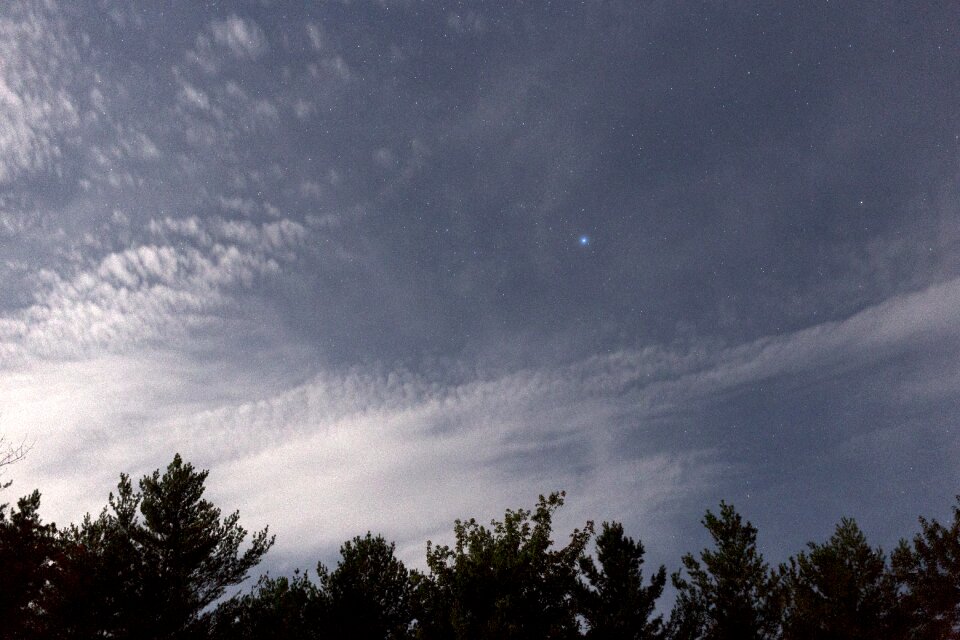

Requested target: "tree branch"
[{"left": 0, "top": 434, "right": 32, "bottom": 489}]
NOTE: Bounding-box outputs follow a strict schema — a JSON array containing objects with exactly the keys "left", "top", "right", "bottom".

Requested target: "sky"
[{"left": 1, "top": 1, "right": 959, "bottom": 579}]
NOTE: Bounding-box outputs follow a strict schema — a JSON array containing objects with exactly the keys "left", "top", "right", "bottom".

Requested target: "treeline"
[{"left": 1, "top": 455, "right": 958, "bottom": 639}]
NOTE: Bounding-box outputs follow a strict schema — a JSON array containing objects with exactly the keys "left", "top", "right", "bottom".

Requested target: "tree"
[
  {"left": 55, "top": 454, "right": 274, "bottom": 639},
  {"left": 53, "top": 475, "right": 155, "bottom": 638},
  {"left": 893, "top": 496, "right": 960, "bottom": 639},
  {"left": 0, "top": 491, "right": 60, "bottom": 639},
  {"left": 780, "top": 518, "right": 900, "bottom": 640},
  {"left": 320, "top": 532, "right": 415, "bottom": 639},
  {"left": 578, "top": 521, "right": 666, "bottom": 639},
  {"left": 137, "top": 454, "right": 275, "bottom": 637},
  {"left": 668, "top": 502, "right": 781, "bottom": 640},
  {"left": 415, "top": 491, "right": 592, "bottom": 639},
  {"left": 0, "top": 434, "right": 31, "bottom": 491},
  {"left": 209, "top": 571, "right": 328, "bottom": 640}
]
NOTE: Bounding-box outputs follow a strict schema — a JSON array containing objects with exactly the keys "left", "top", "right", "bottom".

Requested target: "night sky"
[{"left": 2, "top": 1, "right": 959, "bottom": 577}]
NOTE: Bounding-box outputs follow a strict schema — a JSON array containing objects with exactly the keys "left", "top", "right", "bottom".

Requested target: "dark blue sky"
[{"left": 2, "top": 1, "right": 959, "bottom": 576}]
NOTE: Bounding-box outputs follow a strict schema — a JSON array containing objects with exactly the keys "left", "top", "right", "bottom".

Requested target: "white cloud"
[
  {"left": 210, "top": 15, "right": 268, "bottom": 60},
  {"left": 306, "top": 23, "right": 324, "bottom": 51},
  {"left": 4, "top": 276, "right": 959, "bottom": 568},
  {"left": 374, "top": 147, "right": 396, "bottom": 168},
  {"left": 1, "top": 346, "right": 714, "bottom": 569},
  {"left": 0, "top": 216, "right": 309, "bottom": 363},
  {"left": 178, "top": 81, "right": 212, "bottom": 112},
  {"left": 0, "top": 5, "right": 81, "bottom": 184},
  {"left": 323, "top": 56, "right": 351, "bottom": 80},
  {"left": 292, "top": 99, "right": 315, "bottom": 120}
]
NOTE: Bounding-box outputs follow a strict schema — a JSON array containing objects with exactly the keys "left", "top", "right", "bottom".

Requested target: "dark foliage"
[
  {"left": 578, "top": 521, "right": 666, "bottom": 639},
  {"left": 893, "top": 496, "right": 960, "bottom": 640},
  {"left": 135, "top": 454, "right": 274, "bottom": 637},
  {"left": 320, "top": 532, "right": 414, "bottom": 639},
  {"left": 668, "top": 502, "right": 782, "bottom": 640},
  {"left": 13, "top": 454, "right": 273, "bottom": 640},
  {"left": 2, "top": 453, "right": 960, "bottom": 640},
  {"left": 0, "top": 491, "right": 60, "bottom": 639},
  {"left": 780, "top": 518, "right": 901, "bottom": 640},
  {"left": 209, "top": 571, "right": 328, "bottom": 640},
  {"left": 415, "top": 491, "right": 592, "bottom": 639}
]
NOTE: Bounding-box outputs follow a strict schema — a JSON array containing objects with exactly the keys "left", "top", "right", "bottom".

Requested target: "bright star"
[{"left": 579, "top": 235, "right": 590, "bottom": 246}]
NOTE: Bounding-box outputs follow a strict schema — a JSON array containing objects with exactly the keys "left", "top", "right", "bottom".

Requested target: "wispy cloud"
[
  {"left": 210, "top": 15, "right": 267, "bottom": 60},
  {"left": 4, "top": 276, "right": 958, "bottom": 567},
  {"left": 0, "top": 4, "right": 80, "bottom": 184}
]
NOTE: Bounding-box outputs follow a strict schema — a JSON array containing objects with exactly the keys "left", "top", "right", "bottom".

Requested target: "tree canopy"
[
  {"left": 668, "top": 502, "right": 782, "bottom": 640},
  {"left": 1, "top": 454, "right": 959, "bottom": 639},
  {"left": 780, "top": 518, "right": 900, "bottom": 639}
]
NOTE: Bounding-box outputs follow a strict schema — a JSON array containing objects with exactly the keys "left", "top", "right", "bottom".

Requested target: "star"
[{"left": 579, "top": 235, "right": 590, "bottom": 246}]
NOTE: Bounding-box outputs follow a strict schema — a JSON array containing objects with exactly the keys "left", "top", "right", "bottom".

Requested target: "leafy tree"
[
  {"left": 0, "top": 491, "right": 60, "bottom": 639},
  {"left": 210, "top": 571, "right": 328, "bottom": 640},
  {"left": 780, "top": 517, "right": 900, "bottom": 640},
  {"left": 415, "top": 491, "right": 592, "bottom": 639},
  {"left": 668, "top": 502, "right": 781, "bottom": 640},
  {"left": 320, "top": 532, "right": 414, "bottom": 639},
  {"left": 578, "top": 521, "right": 666, "bottom": 639},
  {"left": 893, "top": 496, "right": 960, "bottom": 639}
]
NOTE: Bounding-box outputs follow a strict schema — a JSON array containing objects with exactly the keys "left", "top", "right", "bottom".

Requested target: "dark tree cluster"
[{"left": 2, "top": 455, "right": 960, "bottom": 639}]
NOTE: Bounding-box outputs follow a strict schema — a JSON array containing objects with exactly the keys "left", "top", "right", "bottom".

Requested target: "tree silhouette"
[
  {"left": 7, "top": 449, "right": 960, "bottom": 639},
  {"left": 210, "top": 571, "right": 327, "bottom": 640},
  {"left": 136, "top": 454, "right": 275, "bottom": 637},
  {"left": 781, "top": 518, "right": 900, "bottom": 639},
  {"left": 578, "top": 521, "right": 666, "bottom": 639},
  {"left": 416, "top": 491, "right": 592, "bottom": 639},
  {"left": 668, "top": 502, "right": 781, "bottom": 640},
  {"left": 893, "top": 496, "right": 960, "bottom": 639},
  {"left": 53, "top": 454, "right": 274, "bottom": 639},
  {"left": 0, "top": 491, "right": 59, "bottom": 639},
  {"left": 320, "top": 532, "right": 414, "bottom": 639}
]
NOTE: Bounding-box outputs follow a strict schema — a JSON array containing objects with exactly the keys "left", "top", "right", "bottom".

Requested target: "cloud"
[
  {"left": 178, "top": 81, "right": 212, "bottom": 112},
  {"left": 0, "top": 4, "right": 81, "bottom": 184},
  {"left": 210, "top": 15, "right": 268, "bottom": 60},
  {"left": 446, "top": 11, "right": 485, "bottom": 35},
  {"left": 323, "top": 56, "right": 351, "bottom": 80},
  {"left": 373, "top": 147, "right": 396, "bottom": 168},
  {"left": 4, "top": 276, "right": 959, "bottom": 569},
  {"left": 1, "top": 344, "right": 715, "bottom": 569},
  {"left": 0, "top": 216, "right": 308, "bottom": 364},
  {"left": 306, "top": 23, "right": 323, "bottom": 51}
]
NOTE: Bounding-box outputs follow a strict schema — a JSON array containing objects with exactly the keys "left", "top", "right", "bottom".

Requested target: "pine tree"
[
  {"left": 668, "top": 502, "right": 781, "bottom": 640},
  {"left": 893, "top": 496, "right": 960, "bottom": 639},
  {"left": 58, "top": 454, "right": 274, "bottom": 639},
  {"left": 578, "top": 521, "right": 666, "bottom": 639},
  {"left": 137, "top": 454, "right": 275, "bottom": 637},
  {"left": 781, "top": 518, "right": 900, "bottom": 639},
  {"left": 0, "top": 491, "right": 60, "bottom": 639}
]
